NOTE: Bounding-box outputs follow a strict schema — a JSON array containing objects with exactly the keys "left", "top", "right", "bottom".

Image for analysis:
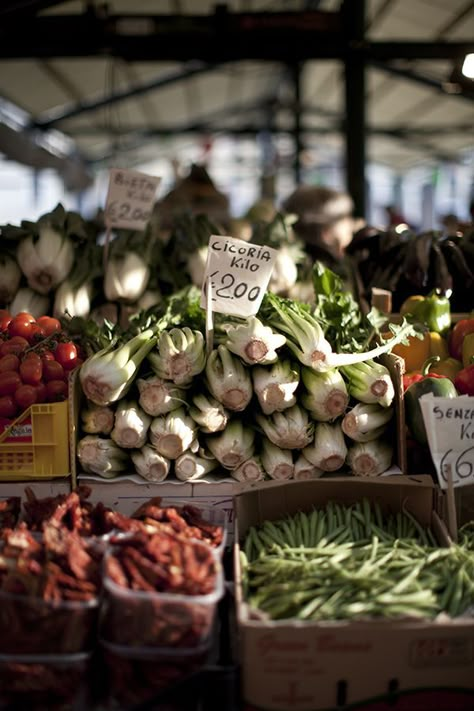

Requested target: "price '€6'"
[{"left": 201, "top": 235, "right": 278, "bottom": 318}]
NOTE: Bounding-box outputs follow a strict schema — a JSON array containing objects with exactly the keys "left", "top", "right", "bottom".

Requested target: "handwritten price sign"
[
  {"left": 419, "top": 395, "right": 474, "bottom": 488},
  {"left": 200, "top": 235, "right": 277, "bottom": 317},
  {"left": 104, "top": 168, "right": 161, "bottom": 231}
]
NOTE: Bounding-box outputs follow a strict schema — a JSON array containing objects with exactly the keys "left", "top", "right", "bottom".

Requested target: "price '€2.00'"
[
  {"left": 200, "top": 235, "right": 278, "bottom": 318},
  {"left": 104, "top": 168, "right": 161, "bottom": 231}
]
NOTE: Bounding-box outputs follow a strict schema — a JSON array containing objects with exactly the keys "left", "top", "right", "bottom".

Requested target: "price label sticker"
[
  {"left": 200, "top": 235, "right": 277, "bottom": 317},
  {"left": 104, "top": 168, "right": 161, "bottom": 231},
  {"left": 419, "top": 394, "right": 474, "bottom": 489}
]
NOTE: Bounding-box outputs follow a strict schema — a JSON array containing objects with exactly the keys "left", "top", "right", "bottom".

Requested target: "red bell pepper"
[
  {"left": 448, "top": 318, "right": 474, "bottom": 361},
  {"left": 454, "top": 364, "right": 474, "bottom": 396}
]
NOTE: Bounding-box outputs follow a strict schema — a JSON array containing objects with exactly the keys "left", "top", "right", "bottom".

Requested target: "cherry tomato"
[
  {"left": 36, "top": 316, "right": 61, "bottom": 337},
  {"left": 29, "top": 323, "right": 46, "bottom": 341},
  {"left": 46, "top": 379, "right": 68, "bottom": 402},
  {"left": 41, "top": 350, "right": 55, "bottom": 362},
  {"left": 0, "top": 337, "right": 29, "bottom": 357},
  {"left": 0, "top": 371, "right": 22, "bottom": 396},
  {"left": 8, "top": 313, "right": 36, "bottom": 341},
  {"left": 33, "top": 382, "right": 47, "bottom": 404},
  {"left": 15, "top": 312, "right": 35, "bottom": 323},
  {"left": 0, "top": 395, "right": 17, "bottom": 418},
  {"left": 14, "top": 384, "right": 37, "bottom": 411},
  {"left": 19, "top": 353, "right": 43, "bottom": 385},
  {"left": 54, "top": 342, "right": 78, "bottom": 369},
  {"left": 65, "top": 357, "right": 84, "bottom": 373},
  {"left": 0, "top": 354, "right": 20, "bottom": 373},
  {"left": 42, "top": 360, "right": 65, "bottom": 382},
  {"left": 0, "top": 314, "right": 12, "bottom": 332}
]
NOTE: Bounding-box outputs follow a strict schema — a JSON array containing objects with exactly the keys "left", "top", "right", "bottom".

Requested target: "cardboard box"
[{"left": 234, "top": 476, "right": 474, "bottom": 711}]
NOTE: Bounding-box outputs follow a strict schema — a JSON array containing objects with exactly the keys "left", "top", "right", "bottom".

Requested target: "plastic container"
[
  {"left": 100, "top": 638, "right": 211, "bottom": 708},
  {"left": 0, "top": 588, "right": 99, "bottom": 654},
  {"left": 100, "top": 546, "right": 224, "bottom": 648},
  {"left": 0, "top": 401, "right": 70, "bottom": 480},
  {"left": 0, "top": 651, "right": 91, "bottom": 710},
  {"left": 138, "top": 501, "right": 228, "bottom": 557}
]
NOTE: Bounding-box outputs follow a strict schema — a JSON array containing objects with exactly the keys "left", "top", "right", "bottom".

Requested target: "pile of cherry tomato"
[{"left": 0, "top": 310, "right": 84, "bottom": 420}]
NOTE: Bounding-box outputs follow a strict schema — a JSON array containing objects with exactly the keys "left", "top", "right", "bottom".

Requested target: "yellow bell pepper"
[
  {"left": 429, "top": 356, "right": 463, "bottom": 381},
  {"left": 462, "top": 332, "right": 474, "bottom": 368},
  {"left": 387, "top": 331, "right": 448, "bottom": 373}
]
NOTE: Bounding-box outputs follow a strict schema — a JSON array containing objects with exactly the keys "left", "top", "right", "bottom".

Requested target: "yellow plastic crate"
[{"left": 0, "top": 401, "right": 70, "bottom": 481}]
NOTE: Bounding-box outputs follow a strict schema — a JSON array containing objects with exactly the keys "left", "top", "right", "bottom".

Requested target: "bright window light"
[{"left": 461, "top": 53, "right": 474, "bottom": 79}]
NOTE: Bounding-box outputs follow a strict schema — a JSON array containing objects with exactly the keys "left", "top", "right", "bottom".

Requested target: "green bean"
[{"left": 309, "top": 509, "right": 318, "bottom": 545}]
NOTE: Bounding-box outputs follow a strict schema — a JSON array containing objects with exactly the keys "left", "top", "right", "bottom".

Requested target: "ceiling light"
[{"left": 461, "top": 53, "right": 474, "bottom": 79}]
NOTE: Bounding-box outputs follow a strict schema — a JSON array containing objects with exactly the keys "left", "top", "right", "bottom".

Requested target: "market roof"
[{"left": 0, "top": 0, "right": 472, "bottom": 184}]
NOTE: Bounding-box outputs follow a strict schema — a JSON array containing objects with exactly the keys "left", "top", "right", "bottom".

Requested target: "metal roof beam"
[
  {"left": 0, "top": 12, "right": 472, "bottom": 60},
  {"left": 0, "top": 0, "right": 65, "bottom": 19},
  {"left": 371, "top": 60, "right": 474, "bottom": 102},
  {"left": 32, "top": 62, "right": 218, "bottom": 129}
]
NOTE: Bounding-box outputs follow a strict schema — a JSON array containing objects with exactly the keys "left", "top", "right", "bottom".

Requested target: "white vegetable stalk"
[
  {"left": 206, "top": 420, "right": 255, "bottom": 469},
  {"left": 231, "top": 456, "right": 265, "bottom": 483},
  {"left": 0, "top": 254, "right": 21, "bottom": 304},
  {"left": 189, "top": 393, "right": 229, "bottom": 433},
  {"left": 347, "top": 439, "right": 393, "bottom": 477},
  {"left": 149, "top": 407, "right": 197, "bottom": 459},
  {"left": 137, "top": 376, "right": 185, "bottom": 416},
  {"left": 342, "top": 403, "right": 393, "bottom": 442},
  {"left": 294, "top": 454, "right": 323, "bottom": 480},
  {"left": 16, "top": 225, "right": 74, "bottom": 295},
  {"left": 131, "top": 446, "right": 170, "bottom": 482},
  {"left": 261, "top": 438, "right": 294, "bottom": 480},
  {"left": 77, "top": 436, "right": 129, "bottom": 477},
  {"left": 266, "top": 295, "right": 415, "bottom": 371},
  {"left": 104, "top": 251, "right": 150, "bottom": 302},
  {"left": 269, "top": 245, "right": 298, "bottom": 294},
  {"left": 205, "top": 345, "right": 252, "bottom": 412},
  {"left": 175, "top": 451, "right": 219, "bottom": 481},
  {"left": 252, "top": 360, "right": 299, "bottom": 415},
  {"left": 301, "top": 367, "right": 349, "bottom": 422},
  {"left": 9, "top": 288, "right": 49, "bottom": 319},
  {"left": 81, "top": 403, "right": 115, "bottom": 435},
  {"left": 79, "top": 328, "right": 157, "bottom": 406},
  {"left": 187, "top": 245, "right": 208, "bottom": 287},
  {"left": 341, "top": 359, "right": 395, "bottom": 408},
  {"left": 256, "top": 405, "right": 313, "bottom": 449},
  {"left": 111, "top": 400, "right": 151, "bottom": 449},
  {"left": 53, "top": 280, "right": 92, "bottom": 319},
  {"left": 137, "top": 289, "right": 162, "bottom": 311},
  {"left": 303, "top": 422, "right": 347, "bottom": 472},
  {"left": 222, "top": 316, "right": 286, "bottom": 365},
  {"left": 148, "top": 327, "right": 206, "bottom": 386}
]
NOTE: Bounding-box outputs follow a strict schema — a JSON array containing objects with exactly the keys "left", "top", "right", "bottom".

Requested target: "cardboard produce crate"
[{"left": 234, "top": 476, "right": 474, "bottom": 711}]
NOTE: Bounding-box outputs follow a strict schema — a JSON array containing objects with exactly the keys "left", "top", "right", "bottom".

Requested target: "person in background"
[
  {"left": 385, "top": 204, "right": 407, "bottom": 228},
  {"left": 282, "top": 185, "right": 355, "bottom": 275}
]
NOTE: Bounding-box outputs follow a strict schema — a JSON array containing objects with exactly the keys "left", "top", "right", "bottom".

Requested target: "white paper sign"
[
  {"left": 200, "top": 235, "right": 277, "bottom": 317},
  {"left": 104, "top": 168, "right": 161, "bottom": 231},
  {"left": 419, "top": 394, "right": 474, "bottom": 489}
]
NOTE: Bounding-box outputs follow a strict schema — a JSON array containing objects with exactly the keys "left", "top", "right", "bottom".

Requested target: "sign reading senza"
[
  {"left": 200, "top": 235, "right": 277, "bottom": 317},
  {"left": 105, "top": 169, "right": 161, "bottom": 231},
  {"left": 419, "top": 395, "right": 474, "bottom": 489}
]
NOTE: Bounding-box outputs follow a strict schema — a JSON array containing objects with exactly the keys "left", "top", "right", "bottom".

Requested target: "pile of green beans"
[{"left": 241, "top": 500, "right": 474, "bottom": 622}]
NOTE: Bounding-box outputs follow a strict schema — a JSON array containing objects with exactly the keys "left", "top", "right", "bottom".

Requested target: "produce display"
[
  {"left": 0, "top": 310, "right": 80, "bottom": 429},
  {"left": 75, "top": 264, "right": 415, "bottom": 483},
  {"left": 241, "top": 499, "right": 474, "bottom": 621}
]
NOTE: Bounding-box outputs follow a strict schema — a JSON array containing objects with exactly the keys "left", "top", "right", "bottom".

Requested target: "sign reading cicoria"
[
  {"left": 419, "top": 394, "right": 474, "bottom": 489},
  {"left": 104, "top": 168, "right": 161, "bottom": 231},
  {"left": 200, "top": 235, "right": 277, "bottom": 317}
]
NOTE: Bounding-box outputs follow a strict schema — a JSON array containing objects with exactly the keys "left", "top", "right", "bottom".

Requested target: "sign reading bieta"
[
  {"left": 105, "top": 168, "right": 161, "bottom": 231},
  {"left": 200, "top": 235, "right": 277, "bottom": 317}
]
